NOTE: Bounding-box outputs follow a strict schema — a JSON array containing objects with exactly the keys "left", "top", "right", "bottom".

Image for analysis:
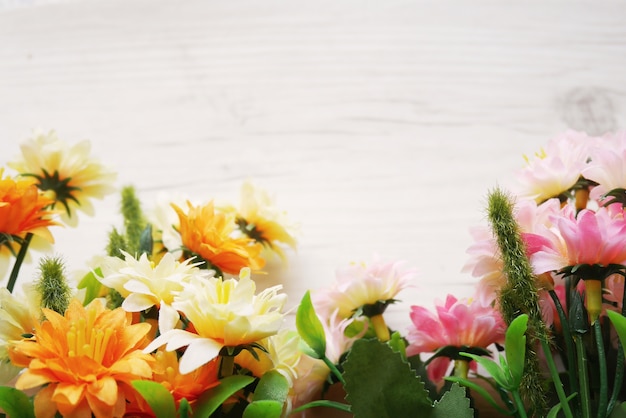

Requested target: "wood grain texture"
[{"left": 1, "top": 0, "right": 625, "bottom": 337}]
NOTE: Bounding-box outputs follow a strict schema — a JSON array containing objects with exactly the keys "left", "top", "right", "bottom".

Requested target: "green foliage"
[
  {"left": 0, "top": 386, "right": 35, "bottom": 418},
  {"left": 607, "top": 311, "right": 626, "bottom": 359},
  {"left": 36, "top": 256, "right": 71, "bottom": 314},
  {"left": 343, "top": 338, "right": 432, "bottom": 418},
  {"left": 107, "top": 227, "right": 127, "bottom": 258},
  {"left": 131, "top": 381, "right": 177, "bottom": 418},
  {"left": 242, "top": 400, "right": 283, "bottom": 418},
  {"left": 76, "top": 267, "right": 103, "bottom": 305},
  {"left": 431, "top": 383, "right": 474, "bottom": 418},
  {"left": 192, "top": 375, "right": 255, "bottom": 417},
  {"left": 243, "top": 370, "right": 290, "bottom": 418},
  {"left": 295, "top": 291, "right": 326, "bottom": 359}
]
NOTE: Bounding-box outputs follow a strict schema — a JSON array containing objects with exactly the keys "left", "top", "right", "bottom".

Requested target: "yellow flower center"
[{"left": 66, "top": 308, "right": 114, "bottom": 363}]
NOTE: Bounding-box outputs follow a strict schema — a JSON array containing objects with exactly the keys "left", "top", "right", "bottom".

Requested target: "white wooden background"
[{"left": 1, "top": 0, "right": 625, "bottom": 331}]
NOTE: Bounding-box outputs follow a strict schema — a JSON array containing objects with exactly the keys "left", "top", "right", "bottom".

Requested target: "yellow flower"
[
  {"left": 8, "top": 131, "right": 117, "bottom": 227},
  {"left": 9, "top": 299, "right": 153, "bottom": 418},
  {"left": 232, "top": 181, "right": 298, "bottom": 260},
  {"left": 172, "top": 200, "right": 264, "bottom": 275},
  {"left": 0, "top": 286, "right": 41, "bottom": 384},
  {"left": 144, "top": 268, "right": 286, "bottom": 374},
  {"left": 0, "top": 169, "right": 58, "bottom": 278}
]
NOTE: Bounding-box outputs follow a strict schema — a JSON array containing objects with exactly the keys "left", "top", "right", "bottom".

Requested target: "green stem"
[
  {"left": 574, "top": 334, "right": 592, "bottom": 418},
  {"left": 219, "top": 354, "right": 235, "bottom": 378},
  {"left": 512, "top": 390, "right": 528, "bottom": 418},
  {"left": 539, "top": 338, "right": 574, "bottom": 418},
  {"left": 549, "top": 289, "right": 581, "bottom": 415},
  {"left": 608, "top": 277, "right": 626, "bottom": 414},
  {"left": 7, "top": 232, "right": 33, "bottom": 293},
  {"left": 594, "top": 320, "right": 608, "bottom": 418},
  {"left": 323, "top": 356, "right": 346, "bottom": 386}
]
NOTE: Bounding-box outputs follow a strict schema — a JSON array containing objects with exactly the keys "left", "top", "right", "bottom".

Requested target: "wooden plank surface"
[{"left": 1, "top": 0, "right": 625, "bottom": 335}]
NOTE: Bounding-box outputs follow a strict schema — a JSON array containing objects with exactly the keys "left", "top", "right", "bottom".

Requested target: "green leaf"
[
  {"left": 607, "top": 310, "right": 626, "bottom": 359},
  {"left": 193, "top": 375, "right": 255, "bottom": 417},
  {"left": 343, "top": 338, "right": 432, "bottom": 418},
  {"left": 387, "top": 331, "right": 407, "bottom": 361},
  {"left": 546, "top": 393, "right": 577, "bottom": 418},
  {"left": 504, "top": 314, "right": 528, "bottom": 386},
  {"left": 291, "top": 400, "right": 352, "bottom": 414},
  {"left": 444, "top": 377, "right": 513, "bottom": 416},
  {"left": 77, "top": 267, "right": 103, "bottom": 305},
  {"left": 251, "top": 370, "right": 289, "bottom": 403},
  {"left": 179, "top": 398, "right": 191, "bottom": 418},
  {"left": 609, "top": 401, "right": 626, "bottom": 418},
  {"left": 431, "top": 383, "right": 474, "bottom": 418},
  {"left": 242, "top": 400, "right": 284, "bottom": 418},
  {"left": 460, "top": 353, "right": 511, "bottom": 390},
  {"left": 139, "top": 224, "right": 154, "bottom": 256},
  {"left": 0, "top": 386, "right": 35, "bottom": 418},
  {"left": 131, "top": 380, "right": 176, "bottom": 418},
  {"left": 295, "top": 291, "right": 326, "bottom": 359}
]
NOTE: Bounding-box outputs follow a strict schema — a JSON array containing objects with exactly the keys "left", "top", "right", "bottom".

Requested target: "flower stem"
[
  {"left": 585, "top": 279, "right": 603, "bottom": 323},
  {"left": 574, "top": 334, "right": 592, "bottom": 418},
  {"left": 7, "top": 232, "right": 33, "bottom": 293},
  {"left": 219, "top": 354, "right": 235, "bottom": 378},
  {"left": 454, "top": 359, "right": 469, "bottom": 379},
  {"left": 608, "top": 278, "right": 626, "bottom": 414},
  {"left": 594, "top": 320, "right": 608, "bottom": 418},
  {"left": 539, "top": 338, "right": 574, "bottom": 418},
  {"left": 548, "top": 290, "right": 580, "bottom": 406},
  {"left": 370, "top": 314, "right": 390, "bottom": 342},
  {"left": 323, "top": 356, "right": 346, "bottom": 386},
  {"left": 512, "top": 390, "right": 528, "bottom": 418}
]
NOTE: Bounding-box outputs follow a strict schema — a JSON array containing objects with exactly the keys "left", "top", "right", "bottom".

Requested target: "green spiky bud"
[
  {"left": 487, "top": 188, "right": 549, "bottom": 413},
  {"left": 36, "top": 256, "right": 72, "bottom": 315}
]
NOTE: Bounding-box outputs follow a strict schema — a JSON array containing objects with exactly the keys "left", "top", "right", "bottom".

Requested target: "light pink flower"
[
  {"left": 526, "top": 205, "right": 626, "bottom": 275},
  {"left": 312, "top": 255, "right": 415, "bottom": 320},
  {"left": 583, "top": 132, "right": 626, "bottom": 202},
  {"left": 406, "top": 294, "right": 506, "bottom": 385},
  {"left": 514, "top": 131, "right": 594, "bottom": 203}
]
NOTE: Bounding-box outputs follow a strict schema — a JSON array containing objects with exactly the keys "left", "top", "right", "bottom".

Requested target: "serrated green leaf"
[
  {"left": 77, "top": 267, "right": 103, "bottom": 305},
  {"left": 504, "top": 314, "right": 528, "bottom": 386},
  {"left": 242, "top": 400, "right": 284, "bottom": 418},
  {"left": 295, "top": 291, "right": 326, "bottom": 359},
  {"left": 431, "top": 383, "right": 473, "bottom": 418},
  {"left": 193, "top": 375, "right": 255, "bottom": 417},
  {"left": 445, "top": 377, "right": 513, "bottom": 416},
  {"left": 343, "top": 338, "right": 432, "bottom": 418},
  {"left": 131, "top": 381, "right": 176, "bottom": 418},
  {"left": 251, "top": 370, "right": 289, "bottom": 403},
  {"left": 0, "top": 386, "right": 35, "bottom": 418}
]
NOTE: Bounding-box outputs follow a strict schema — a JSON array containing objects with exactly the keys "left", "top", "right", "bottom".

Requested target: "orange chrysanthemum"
[
  {"left": 9, "top": 299, "right": 154, "bottom": 418},
  {"left": 0, "top": 169, "right": 57, "bottom": 241},
  {"left": 153, "top": 349, "right": 220, "bottom": 406},
  {"left": 172, "top": 200, "right": 264, "bottom": 275}
]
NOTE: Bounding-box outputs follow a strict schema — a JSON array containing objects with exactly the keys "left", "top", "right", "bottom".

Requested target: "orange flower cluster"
[
  {"left": 172, "top": 200, "right": 265, "bottom": 275},
  {"left": 0, "top": 170, "right": 57, "bottom": 243}
]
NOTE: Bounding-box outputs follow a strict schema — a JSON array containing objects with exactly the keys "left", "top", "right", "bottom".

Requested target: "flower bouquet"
[{"left": 2, "top": 130, "right": 626, "bottom": 418}]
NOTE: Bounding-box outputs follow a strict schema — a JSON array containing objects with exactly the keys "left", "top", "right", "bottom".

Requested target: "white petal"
[
  {"left": 143, "top": 329, "right": 200, "bottom": 353},
  {"left": 179, "top": 338, "right": 223, "bottom": 375},
  {"left": 122, "top": 293, "right": 156, "bottom": 312},
  {"left": 158, "top": 302, "right": 180, "bottom": 334}
]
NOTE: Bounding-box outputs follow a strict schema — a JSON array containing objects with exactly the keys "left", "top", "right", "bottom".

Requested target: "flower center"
[{"left": 66, "top": 309, "right": 114, "bottom": 363}]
